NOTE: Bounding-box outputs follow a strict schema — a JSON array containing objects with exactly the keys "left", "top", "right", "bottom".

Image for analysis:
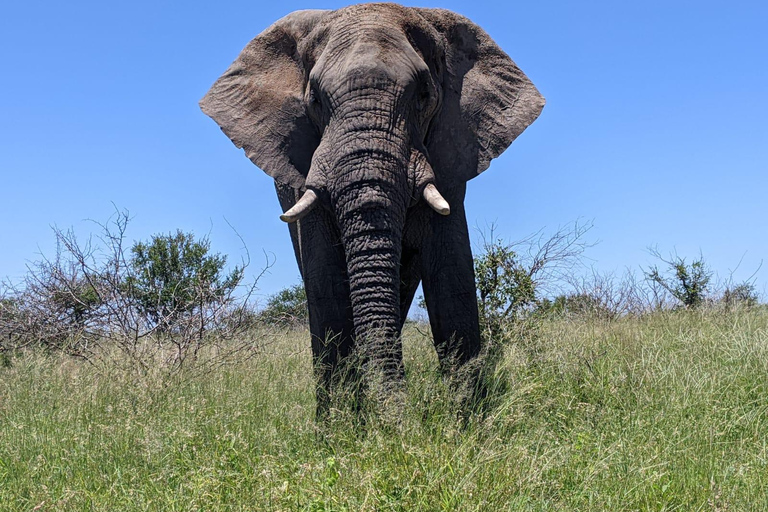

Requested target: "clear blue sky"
[{"left": 1, "top": 0, "right": 766, "bottom": 304}]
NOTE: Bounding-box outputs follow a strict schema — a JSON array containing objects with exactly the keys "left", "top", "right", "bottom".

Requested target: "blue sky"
[{"left": 1, "top": 0, "right": 766, "bottom": 304}]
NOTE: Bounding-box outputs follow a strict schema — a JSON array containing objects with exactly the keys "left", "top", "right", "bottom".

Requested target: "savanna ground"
[{"left": 2, "top": 308, "right": 767, "bottom": 511}]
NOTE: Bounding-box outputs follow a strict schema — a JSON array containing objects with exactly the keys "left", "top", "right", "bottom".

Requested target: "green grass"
[{"left": 2, "top": 309, "right": 768, "bottom": 510}]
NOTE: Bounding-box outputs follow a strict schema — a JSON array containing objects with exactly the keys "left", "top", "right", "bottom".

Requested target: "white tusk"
[
  {"left": 423, "top": 183, "right": 451, "bottom": 216},
  {"left": 280, "top": 189, "right": 319, "bottom": 223}
]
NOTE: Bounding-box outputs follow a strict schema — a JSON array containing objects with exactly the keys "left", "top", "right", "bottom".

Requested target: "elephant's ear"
[
  {"left": 200, "top": 10, "right": 328, "bottom": 190},
  {"left": 414, "top": 8, "right": 545, "bottom": 188}
]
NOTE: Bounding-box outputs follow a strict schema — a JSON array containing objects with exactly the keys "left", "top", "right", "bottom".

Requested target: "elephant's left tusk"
[
  {"left": 423, "top": 184, "right": 450, "bottom": 216},
  {"left": 280, "top": 189, "right": 318, "bottom": 223}
]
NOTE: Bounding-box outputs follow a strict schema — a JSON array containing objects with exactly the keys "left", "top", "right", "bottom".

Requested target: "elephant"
[{"left": 200, "top": 3, "right": 544, "bottom": 415}]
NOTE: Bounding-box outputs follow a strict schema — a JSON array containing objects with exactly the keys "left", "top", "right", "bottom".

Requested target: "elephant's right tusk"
[
  {"left": 423, "top": 184, "right": 451, "bottom": 216},
  {"left": 280, "top": 189, "right": 319, "bottom": 223}
]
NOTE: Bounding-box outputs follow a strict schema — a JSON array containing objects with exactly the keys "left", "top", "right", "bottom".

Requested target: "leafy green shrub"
[
  {"left": 645, "top": 252, "right": 712, "bottom": 309},
  {"left": 473, "top": 222, "right": 593, "bottom": 339},
  {"left": 259, "top": 283, "right": 308, "bottom": 327},
  {"left": 126, "top": 230, "right": 243, "bottom": 333},
  {"left": 475, "top": 240, "right": 536, "bottom": 339}
]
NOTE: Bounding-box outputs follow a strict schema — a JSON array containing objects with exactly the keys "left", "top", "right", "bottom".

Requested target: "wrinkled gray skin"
[{"left": 201, "top": 3, "right": 544, "bottom": 415}]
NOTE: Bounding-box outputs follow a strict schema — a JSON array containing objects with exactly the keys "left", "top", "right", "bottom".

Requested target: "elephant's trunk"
[
  {"left": 327, "top": 111, "right": 411, "bottom": 390},
  {"left": 341, "top": 208, "right": 404, "bottom": 386}
]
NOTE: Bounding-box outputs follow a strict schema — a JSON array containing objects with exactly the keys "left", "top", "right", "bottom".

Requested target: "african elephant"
[{"left": 201, "top": 3, "right": 544, "bottom": 414}]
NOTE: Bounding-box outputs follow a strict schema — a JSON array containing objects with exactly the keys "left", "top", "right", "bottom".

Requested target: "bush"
[
  {"left": 0, "top": 243, "right": 103, "bottom": 350},
  {"left": 644, "top": 251, "right": 712, "bottom": 309},
  {"left": 0, "top": 210, "right": 262, "bottom": 376},
  {"left": 473, "top": 221, "right": 593, "bottom": 339},
  {"left": 126, "top": 230, "right": 243, "bottom": 334},
  {"left": 259, "top": 283, "right": 308, "bottom": 327},
  {"left": 721, "top": 282, "right": 760, "bottom": 309},
  {"left": 538, "top": 293, "right": 616, "bottom": 319},
  {"left": 475, "top": 241, "right": 536, "bottom": 338}
]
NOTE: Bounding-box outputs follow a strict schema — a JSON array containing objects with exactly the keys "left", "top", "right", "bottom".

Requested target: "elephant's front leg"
[
  {"left": 418, "top": 184, "right": 482, "bottom": 369},
  {"left": 276, "top": 185, "right": 355, "bottom": 419}
]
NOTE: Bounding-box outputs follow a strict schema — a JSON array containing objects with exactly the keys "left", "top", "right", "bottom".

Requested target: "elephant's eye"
[
  {"left": 415, "top": 70, "right": 438, "bottom": 118},
  {"left": 309, "top": 86, "right": 320, "bottom": 106},
  {"left": 416, "top": 89, "right": 430, "bottom": 112},
  {"left": 416, "top": 85, "right": 437, "bottom": 117},
  {"left": 307, "top": 84, "right": 324, "bottom": 126}
]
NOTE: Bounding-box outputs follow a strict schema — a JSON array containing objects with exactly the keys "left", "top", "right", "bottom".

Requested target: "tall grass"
[{"left": 1, "top": 308, "right": 767, "bottom": 510}]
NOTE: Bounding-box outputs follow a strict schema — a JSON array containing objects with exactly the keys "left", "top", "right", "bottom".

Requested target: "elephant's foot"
[{"left": 356, "top": 329, "right": 406, "bottom": 404}]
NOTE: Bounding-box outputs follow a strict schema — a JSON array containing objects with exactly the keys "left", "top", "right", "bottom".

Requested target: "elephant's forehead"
[
  {"left": 318, "top": 3, "right": 417, "bottom": 52},
  {"left": 329, "top": 2, "right": 413, "bottom": 25},
  {"left": 313, "top": 24, "right": 424, "bottom": 86},
  {"left": 326, "top": 20, "right": 410, "bottom": 55}
]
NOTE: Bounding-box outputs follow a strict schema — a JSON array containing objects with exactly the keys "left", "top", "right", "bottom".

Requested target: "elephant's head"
[{"left": 201, "top": 4, "right": 543, "bottom": 357}]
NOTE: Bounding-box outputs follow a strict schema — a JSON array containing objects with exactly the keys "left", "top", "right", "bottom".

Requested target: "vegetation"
[
  {"left": 722, "top": 282, "right": 760, "bottom": 309},
  {"left": 464, "top": 221, "right": 593, "bottom": 344},
  {"left": 127, "top": 230, "right": 244, "bottom": 333},
  {"left": 475, "top": 240, "right": 536, "bottom": 332},
  {"left": 644, "top": 251, "right": 713, "bottom": 309},
  {"left": 0, "top": 211, "right": 257, "bottom": 376},
  {"left": 259, "top": 283, "right": 308, "bottom": 327},
  {"left": 2, "top": 309, "right": 767, "bottom": 510}
]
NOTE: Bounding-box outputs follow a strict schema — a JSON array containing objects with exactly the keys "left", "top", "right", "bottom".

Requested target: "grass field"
[{"left": 1, "top": 308, "right": 767, "bottom": 511}]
